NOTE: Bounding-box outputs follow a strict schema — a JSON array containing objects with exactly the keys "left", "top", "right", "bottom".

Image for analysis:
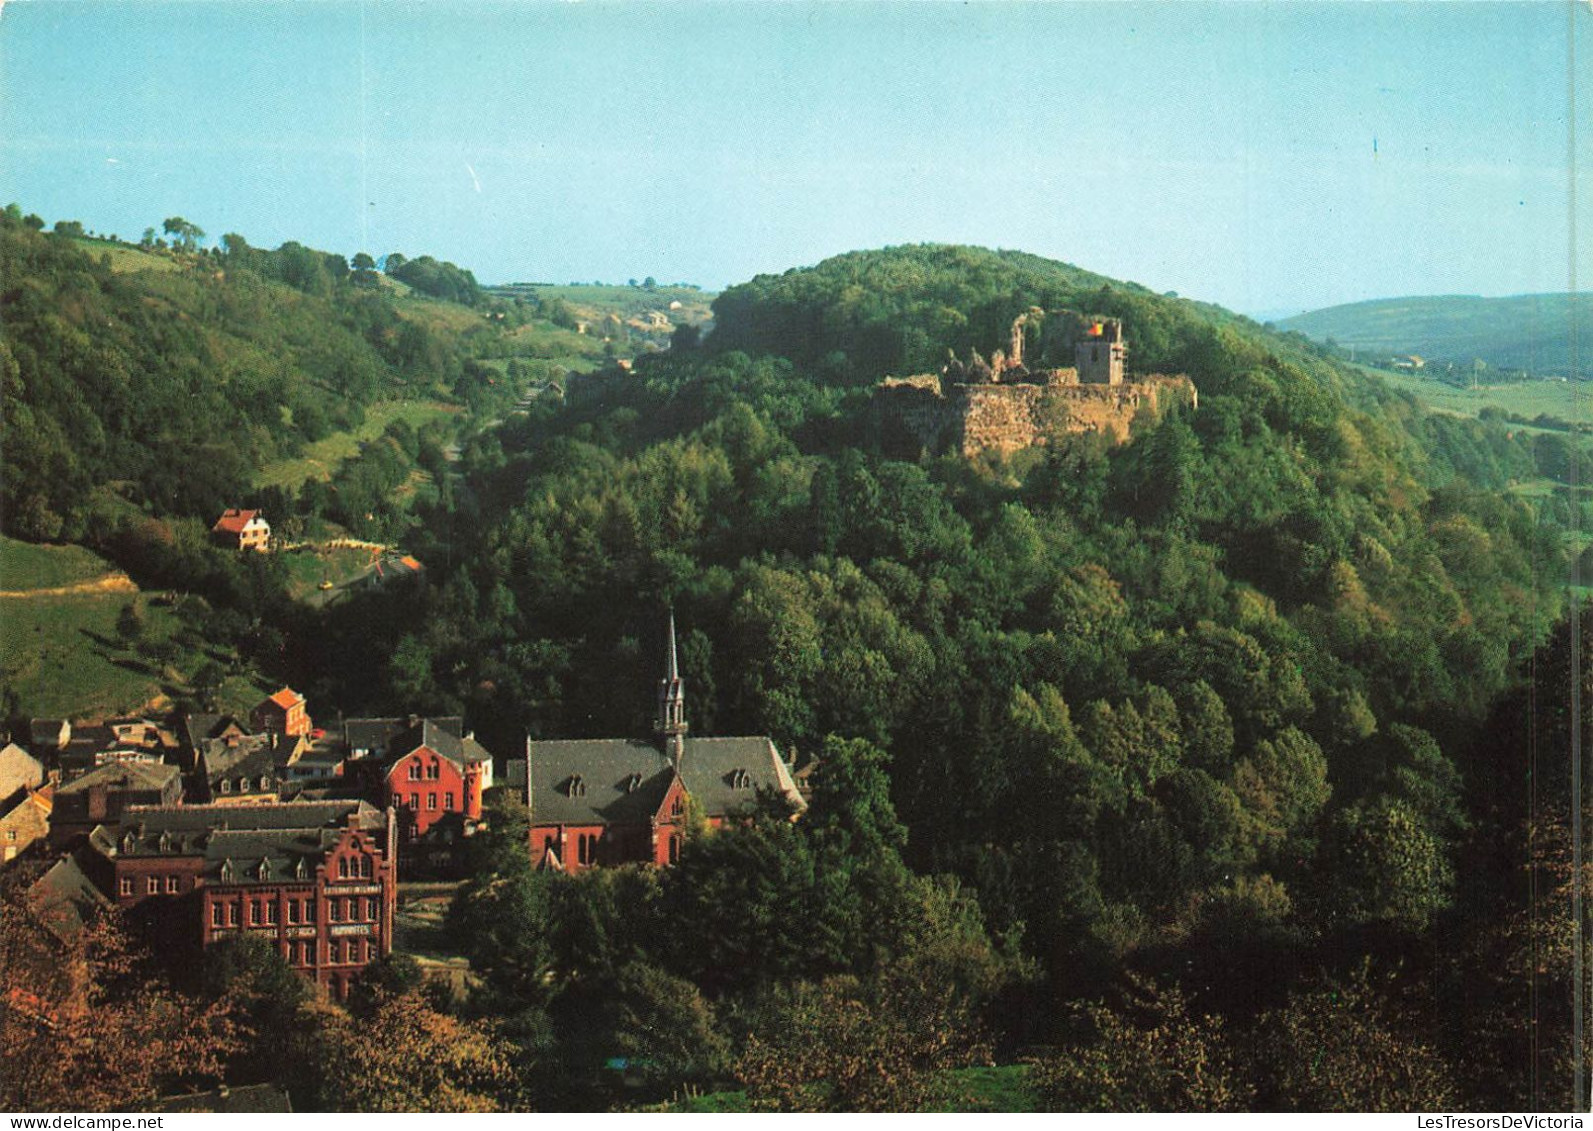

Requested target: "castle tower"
[
  {"left": 1076, "top": 317, "right": 1126, "bottom": 385},
  {"left": 656, "top": 611, "right": 688, "bottom": 765}
]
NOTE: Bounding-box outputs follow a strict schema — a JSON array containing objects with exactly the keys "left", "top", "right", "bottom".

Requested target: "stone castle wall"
[{"left": 876, "top": 371, "right": 1196, "bottom": 459}]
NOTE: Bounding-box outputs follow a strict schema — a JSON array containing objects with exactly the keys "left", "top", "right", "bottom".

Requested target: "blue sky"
[{"left": 1, "top": 1, "right": 1588, "bottom": 315}]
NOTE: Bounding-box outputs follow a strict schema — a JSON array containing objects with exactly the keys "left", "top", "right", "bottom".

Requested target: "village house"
[
  {"left": 526, "top": 616, "right": 804, "bottom": 873},
  {"left": 1, "top": 786, "right": 53, "bottom": 864},
  {"left": 84, "top": 800, "right": 397, "bottom": 1000},
  {"left": 251, "top": 687, "right": 312, "bottom": 737},
  {"left": 211, "top": 508, "right": 271, "bottom": 552},
  {"left": 337, "top": 717, "right": 492, "bottom": 871},
  {"left": 50, "top": 760, "right": 183, "bottom": 845},
  {"left": 0, "top": 741, "right": 47, "bottom": 804}
]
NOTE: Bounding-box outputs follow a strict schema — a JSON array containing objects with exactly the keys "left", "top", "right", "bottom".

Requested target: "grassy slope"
[
  {"left": 253, "top": 400, "right": 463, "bottom": 490},
  {"left": 1371, "top": 365, "right": 1588, "bottom": 423},
  {"left": 0, "top": 539, "right": 260, "bottom": 719},
  {"left": 0, "top": 537, "right": 117, "bottom": 591},
  {"left": 70, "top": 236, "right": 179, "bottom": 275},
  {"left": 1280, "top": 292, "right": 1590, "bottom": 376}
]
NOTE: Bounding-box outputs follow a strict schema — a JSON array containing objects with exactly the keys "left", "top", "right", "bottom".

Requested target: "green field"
[
  {"left": 0, "top": 537, "right": 265, "bottom": 718},
  {"left": 1, "top": 588, "right": 259, "bottom": 720},
  {"left": 279, "top": 544, "right": 379, "bottom": 602},
  {"left": 254, "top": 399, "right": 463, "bottom": 489},
  {"left": 1283, "top": 292, "right": 1589, "bottom": 378},
  {"left": 71, "top": 237, "right": 179, "bottom": 275},
  {"left": 1370, "top": 366, "right": 1589, "bottom": 425},
  {"left": 0, "top": 536, "right": 119, "bottom": 591}
]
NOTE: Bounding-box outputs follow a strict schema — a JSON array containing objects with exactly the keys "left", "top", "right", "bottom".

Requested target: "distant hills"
[{"left": 1279, "top": 293, "right": 1588, "bottom": 378}]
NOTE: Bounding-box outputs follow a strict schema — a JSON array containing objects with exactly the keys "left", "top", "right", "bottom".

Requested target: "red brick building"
[
  {"left": 251, "top": 688, "right": 311, "bottom": 737},
  {"left": 84, "top": 801, "right": 397, "bottom": 1000},
  {"left": 380, "top": 718, "right": 489, "bottom": 843},
  {"left": 526, "top": 616, "right": 804, "bottom": 873}
]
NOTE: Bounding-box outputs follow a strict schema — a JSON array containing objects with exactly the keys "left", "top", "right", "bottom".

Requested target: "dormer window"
[
  {"left": 258, "top": 858, "right": 272, "bottom": 881},
  {"left": 122, "top": 831, "right": 137, "bottom": 854},
  {"left": 623, "top": 772, "right": 642, "bottom": 793},
  {"left": 219, "top": 859, "right": 235, "bottom": 883},
  {"left": 258, "top": 775, "right": 270, "bottom": 791},
  {"left": 729, "top": 768, "right": 752, "bottom": 790},
  {"left": 158, "top": 830, "right": 172, "bottom": 852},
  {"left": 238, "top": 777, "right": 250, "bottom": 793},
  {"left": 295, "top": 856, "right": 309, "bottom": 880},
  {"left": 565, "top": 774, "right": 587, "bottom": 798},
  {"left": 220, "top": 778, "right": 231, "bottom": 794}
]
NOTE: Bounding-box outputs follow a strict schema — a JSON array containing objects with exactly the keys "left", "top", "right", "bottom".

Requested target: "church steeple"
[{"left": 656, "top": 611, "right": 688, "bottom": 764}]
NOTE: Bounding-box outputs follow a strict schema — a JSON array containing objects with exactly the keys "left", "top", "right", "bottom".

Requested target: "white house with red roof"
[{"left": 212, "top": 509, "right": 271, "bottom": 551}]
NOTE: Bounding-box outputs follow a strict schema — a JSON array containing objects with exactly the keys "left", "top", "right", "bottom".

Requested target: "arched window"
[
  {"left": 668, "top": 835, "right": 681, "bottom": 864},
  {"left": 338, "top": 857, "right": 349, "bottom": 879}
]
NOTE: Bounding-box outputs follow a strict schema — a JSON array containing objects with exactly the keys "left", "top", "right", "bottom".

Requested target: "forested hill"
[
  {"left": 1, "top": 215, "right": 495, "bottom": 543},
  {"left": 1279, "top": 291, "right": 1590, "bottom": 378},
  {"left": 707, "top": 244, "right": 1257, "bottom": 381},
  {"left": 5, "top": 231, "right": 1583, "bottom": 1108}
]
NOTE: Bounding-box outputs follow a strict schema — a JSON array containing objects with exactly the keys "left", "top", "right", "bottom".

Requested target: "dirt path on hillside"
[{"left": 0, "top": 573, "right": 138, "bottom": 598}]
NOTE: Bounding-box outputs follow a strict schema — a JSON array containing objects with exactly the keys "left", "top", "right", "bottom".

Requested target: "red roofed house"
[
  {"left": 212, "top": 509, "right": 271, "bottom": 552},
  {"left": 252, "top": 688, "right": 311, "bottom": 738}
]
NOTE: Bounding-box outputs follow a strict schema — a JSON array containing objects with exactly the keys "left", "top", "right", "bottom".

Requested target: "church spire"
[{"left": 657, "top": 610, "right": 688, "bottom": 764}]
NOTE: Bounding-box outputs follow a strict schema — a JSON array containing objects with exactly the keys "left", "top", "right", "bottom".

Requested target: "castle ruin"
[{"left": 874, "top": 309, "right": 1196, "bottom": 459}]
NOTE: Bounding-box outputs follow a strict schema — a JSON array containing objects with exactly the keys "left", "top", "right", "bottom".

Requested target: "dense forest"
[{"left": 4, "top": 223, "right": 1590, "bottom": 1111}]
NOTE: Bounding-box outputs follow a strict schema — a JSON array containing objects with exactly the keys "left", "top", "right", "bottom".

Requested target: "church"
[{"left": 524, "top": 616, "right": 806, "bottom": 872}]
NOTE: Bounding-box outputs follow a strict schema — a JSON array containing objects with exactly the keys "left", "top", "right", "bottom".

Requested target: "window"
[
  {"left": 329, "top": 899, "right": 342, "bottom": 922},
  {"left": 445, "top": 792, "right": 455, "bottom": 811},
  {"left": 119, "top": 877, "right": 133, "bottom": 897},
  {"left": 6, "top": 829, "right": 16, "bottom": 842},
  {"left": 407, "top": 762, "right": 420, "bottom": 781},
  {"left": 668, "top": 835, "right": 681, "bottom": 865},
  {"left": 265, "top": 900, "right": 277, "bottom": 925},
  {"left": 147, "top": 876, "right": 159, "bottom": 895},
  {"left": 408, "top": 794, "right": 418, "bottom": 810},
  {"left": 220, "top": 778, "right": 231, "bottom": 794},
  {"left": 259, "top": 775, "right": 270, "bottom": 791},
  {"left": 227, "top": 902, "right": 239, "bottom": 926},
  {"left": 427, "top": 760, "right": 440, "bottom": 780},
  {"left": 338, "top": 857, "right": 349, "bottom": 879},
  {"left": 288, "top": 899, "right": 299, "bottom": 924},
  {"left": 211, "top": 902, "right": 223, "bottom": 927},
  {"left": 360, "top": 856, "right": 372, "bottom": 878},
  {"left": 238, "top": 777, "right": 249, "bottom": 793},
  {"left": 166, "top": 875, "right": 180, "bottom": 894},
  {"left": 249, "top": 901, "right": 260, "bottom": 926},
  {"left": 427, "top": 792, "right": 437, "bottom": 811},
  {"left": 305, "top": 899, "right": 316, "bottom": 923}
]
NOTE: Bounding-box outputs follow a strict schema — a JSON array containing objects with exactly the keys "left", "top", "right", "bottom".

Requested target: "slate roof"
[
  {"left": 0, "top": 742, "right": 45, "bottom": 804},
  {"left": 27, "top": 852, "right": 110, "bottom": 942},
  {"left": 342, "top": 715, "right": 464, "bottom": 755},
  {"left": 57, "top": 759, "right": 180, "bottom": 796},
  {"left": 389, "top": 717, "right": 490, "bottom": 767},
  {"left": 528, "top": 735, "right": 803, "bottom": 827},
  {"left": 90, "top": 800, "right": 385, "bottom": 885},
  {"left": 178, "top": 713, "right": 248, "bottom": 750}
]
